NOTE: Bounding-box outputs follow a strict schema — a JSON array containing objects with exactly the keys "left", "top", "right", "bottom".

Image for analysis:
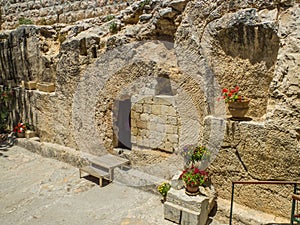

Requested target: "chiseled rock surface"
[{"left": 176, "top": 0, "right": 300, "bottom": 217}]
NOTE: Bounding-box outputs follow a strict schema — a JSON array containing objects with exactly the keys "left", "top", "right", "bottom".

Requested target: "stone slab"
[
  {"left": 23, "top": 80, "right": 37, "bottom": 90},
  {"left": 167, "top": 188, "right": 210, "bottom": 212},
  {"left": 164, "top": 201, "right": 181, "bottom": 224},
  {"left": 37, "top": 82, "right": 55, "bottom": 92}
]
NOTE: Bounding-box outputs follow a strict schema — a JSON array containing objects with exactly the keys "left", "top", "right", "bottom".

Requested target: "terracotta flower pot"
[
  {"left": 228, "top": 99, "right": 250, "bottom": 119},
  {"left": 185, "top": 185, "right": 200, "bottom": 196},
  {"left": 17, "top": 132, "right": 25, "bottom": 138}
]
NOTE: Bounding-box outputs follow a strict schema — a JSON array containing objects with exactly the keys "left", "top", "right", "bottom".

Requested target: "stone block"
[
  {"left": 131, "top": 127, "right": 138, "bottom": 135},
  {"left": 155, "top": 123, "right": 166, "bottom": 133},
  {"left": 166, "top": 125, "right": 177, "bottom": 134},
  {"left": 136, "top": 121, "right": 147, "bottom": 129},
  {"left": 164, "top": 141, "right": 175, "bottom": 153},
  {"left": 25, "top": 130, "right": 36, "bottom": 138},
  {"left": 167, "top": 116, "right": 178, "bottom": 125},
  {"left": 164, "top": 187, "right": 214, "bottom": 225},
  {"left": 181, "top": 208, "right": 201, "bottom": 225},
  {"left": 167, "top": 134, "right": 178, "bottom": 143},
  {"left": 23, "top": 80, "right": 37, "bottom": 90},
  {"left": 143, "top": 105, "right": 152, "bottom": 113},
  {"left": 154, "top": 96, "right": 175, "bottom": 105},
  {"left": 140, "top": 129, "right": 149, "bottom": 138},
  {"left": 152, "top": 105, "right": 161, "bottom": 115},
  {"left": 140, "top": 113, "right": 149, "bottom": 121},
  {"left": 164, "top": 202, "right": 181, "bottom": 224},
  {"left": 133, "top": 103, "right": 143, "bottom": 113},
  {"left": 166, "top": 188, "right": 210, "bottom": 212},
  {"left": 131, "top": 136, "right": 137, "bottom": 144},
  {"left": 131, "top": 119, "right": 136, "bottom": 127},
  {"left": 37, "top": 82, "right": 55, "bottom": 92},
  {"left": 131, "top": 111, "right": 140, "bottom": 120},
  {"left": 161, "top": 105, "right": 171, "bottom": 115}
]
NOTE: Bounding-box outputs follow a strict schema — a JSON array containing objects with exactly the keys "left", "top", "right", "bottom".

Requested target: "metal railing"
[{"left": 229, "top": 180, "right": 300, "bottom": 225}]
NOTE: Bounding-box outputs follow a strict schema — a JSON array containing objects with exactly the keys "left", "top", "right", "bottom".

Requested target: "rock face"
[
  {"left": 0, "top": 0, "right": 136, "bottom": 29},
  {"left": 176, "top": 0, "right": 299, "bottom": 218},
  {"left": 0, "top": 0, "right": 299, "bottom": 218}
]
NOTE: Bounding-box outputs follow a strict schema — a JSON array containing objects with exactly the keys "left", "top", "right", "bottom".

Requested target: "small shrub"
[
  {"left": 106, "top": 14, "right": 115, "bottom": 22},
  {"left": 109, "top": 21, "right": 118, "bottom": 34},
  {"left": 19, "top": 17, "right": 33, "bottom": 25},
  {"left": 139, "top": 0, "right": 151, "bottom": 8},
  {"left": 157, "top": 182, "right": 171, "bottom": 198}
]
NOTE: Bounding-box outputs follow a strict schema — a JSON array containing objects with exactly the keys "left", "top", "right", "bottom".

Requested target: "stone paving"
[{"left": 0, "top": 146, "right": 175, "bottom": 225}]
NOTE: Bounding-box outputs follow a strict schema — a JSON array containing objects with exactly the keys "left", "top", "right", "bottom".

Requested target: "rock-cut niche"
[{"left": 206, "top": 16, "right": 280, "bottom": 118}]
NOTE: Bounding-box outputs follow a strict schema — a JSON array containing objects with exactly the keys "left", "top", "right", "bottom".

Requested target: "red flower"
[{"left": 222, "top": 88, "right": 228, "bottom": 93}]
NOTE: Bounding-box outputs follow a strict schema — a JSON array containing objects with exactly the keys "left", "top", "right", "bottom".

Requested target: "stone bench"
[
  {"left": 79, "top": 154, "right": 130, "bottom": 187},
  {"left": 79, "top": 165, "right": 110, "bottom": 187}
]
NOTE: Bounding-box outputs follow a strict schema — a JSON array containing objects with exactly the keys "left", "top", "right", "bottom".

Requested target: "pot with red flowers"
[
  {"left": 179, "top": 166, "right": 208, "bottom": 196},
  {"left": 13, "top": 122, "right": 27, "bottom": 138},
  {"left": 220, "top": 86, "right": 250, "bottom": 119}
]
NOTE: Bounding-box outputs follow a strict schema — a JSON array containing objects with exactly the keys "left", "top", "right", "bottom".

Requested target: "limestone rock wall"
[
  {"left": 0, "top": 0, "right": 299, "bottom": 218},
  {"left": 176, "top": 0, "right": 299, "bottom": 217},
  {"left": 0, "top": 0, "right": 136, "bottom": 29}
]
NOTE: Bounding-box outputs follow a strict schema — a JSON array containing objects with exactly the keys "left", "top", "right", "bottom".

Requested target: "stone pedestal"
[
  {"left": 164, "top": 187, "right": 216, "bottom": 225},
  {"left": 23, "top": 81, "right": 37, "bottom": 90},
  {"left": 37, "top": 82, "right": 55, "bottom": 92},
  {"left": 25, "top": 130, "right": 36, "bottom": 138}
]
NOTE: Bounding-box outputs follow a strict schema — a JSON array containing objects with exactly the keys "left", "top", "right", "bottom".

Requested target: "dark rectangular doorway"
[{"left": 116, "top": 99, "right": 131, "bottom": 150}]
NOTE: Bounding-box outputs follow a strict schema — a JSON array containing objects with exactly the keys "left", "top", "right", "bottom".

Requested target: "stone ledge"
[
  {"left": 37, "top": 82, "right": 55, "bottom": 92},
  {"left": 22, "top": 80, "right": 37, "bottom": 90},
  {"left": 16, "top": 138, "right": 89, "bottom": 168}
]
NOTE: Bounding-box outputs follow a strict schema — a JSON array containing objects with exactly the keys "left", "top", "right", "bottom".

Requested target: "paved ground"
[
  {"left": 0, "top": 146, "right": 175, "bottom": 225},
  {"left": 0, "top": 145, "right": 290, "bottom": 225}
]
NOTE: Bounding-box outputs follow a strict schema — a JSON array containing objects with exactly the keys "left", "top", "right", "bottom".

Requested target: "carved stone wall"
[{"left": 0, "top": 0, "right": 299, "bottom": 218}]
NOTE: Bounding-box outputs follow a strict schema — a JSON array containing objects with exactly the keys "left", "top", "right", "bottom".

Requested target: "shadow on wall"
[
  {"left": 217, "top": 23, "right": 280, "bottom": 69},
  {"left": 9, "top": 88, "right": 37, "bottom": 133}
]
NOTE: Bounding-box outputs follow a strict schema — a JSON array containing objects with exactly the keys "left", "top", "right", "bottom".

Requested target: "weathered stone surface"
[{"left": 175, "top": 0, "right": 299, "bottom": 218}]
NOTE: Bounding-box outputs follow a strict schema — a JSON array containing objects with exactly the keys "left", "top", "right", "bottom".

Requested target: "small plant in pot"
[
  {"left": 220, "top": 86, "right": 250, "bottom": 119},
  {"left": 157, "top": 182, "right": 171, "bottom": 203},
  {"left": 179, "top": 166, "right": 208, "bottom": 196},
  {"left": 13, "top": 122, "right": 27, "bottom": 138},
  {"left": 180, "top": 144, "right": 210, "bottom": 167}
]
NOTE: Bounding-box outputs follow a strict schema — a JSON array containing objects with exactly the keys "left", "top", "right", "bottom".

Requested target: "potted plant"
[
  {"left": 179, "top": 166, "right": 208, "bottom": 196},
  {"left": 180, "top": 144, "right": 210, "bottom": 167},
  {"left": 157, "top": 182, "right": 171, "bottom": 203},
  {"left": 220, "top": 86, "right": 250, "bottom": 118},
  {"left": 13, "top": 122, "right": 27, "bottom": 138}
]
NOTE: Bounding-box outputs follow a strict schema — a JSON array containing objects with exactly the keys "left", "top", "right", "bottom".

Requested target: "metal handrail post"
[
  {"left": 290, "top": 183, "right": 298, "bottom": 225},
  {"left": 229, "top": 182, "right": 235, "bottom": 225}
]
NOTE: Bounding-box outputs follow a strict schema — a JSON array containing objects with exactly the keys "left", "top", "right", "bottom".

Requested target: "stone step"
[{"left": 113, "top": 167, "right": 166, "bottom": 192}]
